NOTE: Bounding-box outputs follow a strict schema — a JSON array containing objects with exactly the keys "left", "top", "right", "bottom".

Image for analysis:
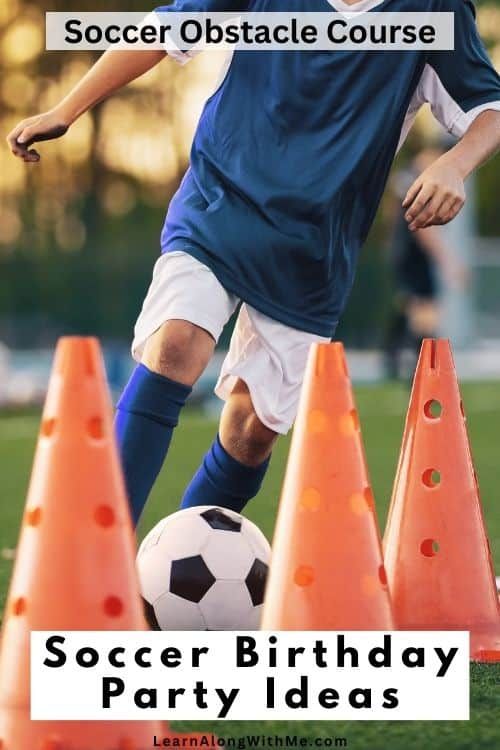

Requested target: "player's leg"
[
  {"left": 407, "top": 296, "right": 439, "bottom": 366},
  {"left": 142, "top": 319, "right": 215, "bottom": 384},
  {"left": 115, "top": 252, "right": 238, "bottom": 524},
  {"left": 116, "top": 320, "right": 215, "bottom": 524},
  {"left": 384, "top": 294, "right": 410, "bottom": 380},
  {"left": 181, "top": 304, "right": 330, "bottom": 513},
  {"left": 180, "top": 379, "right": 277, "bottom": 512},
  {"left": 219, "top": 379, "right": 278, "bottom": 466}
]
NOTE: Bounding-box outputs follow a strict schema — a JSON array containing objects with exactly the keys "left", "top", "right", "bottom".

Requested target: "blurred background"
[{"left": 0, "top": 0, "right": 500, "bottom": 407}]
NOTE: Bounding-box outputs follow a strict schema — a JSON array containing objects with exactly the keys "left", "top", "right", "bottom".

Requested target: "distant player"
[
  {"left": 8, "top": 1, "right": 500, "bottom": 523},
  {"left": 385, "top": 147, "right": 468, "bottom": 379}
]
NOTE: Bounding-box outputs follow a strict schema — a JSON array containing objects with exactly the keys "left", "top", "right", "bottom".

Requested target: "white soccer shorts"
[{"left": 132, "top": 251, "right": 329, "bottom": 434}]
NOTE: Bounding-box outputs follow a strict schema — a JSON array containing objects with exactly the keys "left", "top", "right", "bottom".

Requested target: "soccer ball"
[{"left": 137, "top": 506, "right": 271, "bottom": 630}]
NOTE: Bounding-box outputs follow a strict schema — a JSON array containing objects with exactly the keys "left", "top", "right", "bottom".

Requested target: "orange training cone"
[
  {"left": 0, "top": 338, "right": 166, "bottom": 748},
  {"left": 261, "top": 342, "right": 394, "bottom": 630},
  {"left": 384, "top": 339, "right": 500, "bottom": 662}
]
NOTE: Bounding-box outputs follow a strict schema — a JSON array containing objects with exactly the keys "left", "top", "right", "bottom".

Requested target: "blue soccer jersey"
[{"left": 155, "top": 0, "right": 500, "bottom": 336}]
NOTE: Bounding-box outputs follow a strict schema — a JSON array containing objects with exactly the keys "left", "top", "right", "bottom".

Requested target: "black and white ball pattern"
[{"left": 137, "top": 506, "right": 271, "bottom": 630}]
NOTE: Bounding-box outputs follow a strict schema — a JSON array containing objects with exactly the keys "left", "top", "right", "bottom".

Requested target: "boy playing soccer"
[{"left": 8, "top": 1, "right": 500, "bottom": 524}]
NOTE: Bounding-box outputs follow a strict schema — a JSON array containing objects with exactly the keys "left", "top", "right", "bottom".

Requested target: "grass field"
[{"left": 1, "top": 381, "right": 499, "bottom": 749}]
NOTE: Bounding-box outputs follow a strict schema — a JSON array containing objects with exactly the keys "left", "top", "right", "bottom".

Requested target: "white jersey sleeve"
[
  {"left": 151, "top": 1, "right": 251, "bottom": 63},
  {"left": 398, "top": 0, "right": 500, "bottom": 149}
]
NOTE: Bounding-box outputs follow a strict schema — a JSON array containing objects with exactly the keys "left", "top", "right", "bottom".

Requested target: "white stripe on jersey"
[{"left": 398, "top": 62, "right": 500, "bottom": 150}]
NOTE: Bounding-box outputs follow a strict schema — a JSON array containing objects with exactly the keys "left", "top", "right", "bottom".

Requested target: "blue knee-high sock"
[
  {"left": 115, "top": 364, "right": 191, "bottom": 524},
  {"left": 181, "top": 434, "right": 270, "bottom": 513}
]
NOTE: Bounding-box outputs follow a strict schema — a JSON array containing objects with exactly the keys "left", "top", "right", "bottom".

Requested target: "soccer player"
[
  {"left": 385, "top": 147, "right": 467, "bottom": 380},
  {"left": 8, "top": 1, "right": 500, "bottom": 524}
]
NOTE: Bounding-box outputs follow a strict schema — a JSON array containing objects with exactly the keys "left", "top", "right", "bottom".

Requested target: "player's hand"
[
  {"left": 402, "top": 157, "right": 466, "bottom": 231},
  {"left": 6, "top": 109, "right": 69, "bottom": 163}
]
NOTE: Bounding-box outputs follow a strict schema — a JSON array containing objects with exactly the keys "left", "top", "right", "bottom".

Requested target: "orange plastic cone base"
[
  {"left": 384, "top": 340, "right": 500, "bottom": 662},
  {"left": 262, "top": 343, "right": 394, "bottom": 630},
  {"left": 0, "top": 338, "right": 204, "bottom": 748},
  {"left": 0, "top": 714, "right": 170, "bottom": 750},
  {"left": 0, "top": 718, "right": 213, "bottom": 749}
]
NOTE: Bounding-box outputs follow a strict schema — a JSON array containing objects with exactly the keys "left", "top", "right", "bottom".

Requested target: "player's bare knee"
[
  {"left": 241, "top": 412, "right": 277, "bottom": 463},
  {"left": 142, "top": 320, "right": 214, "bottom": 385},
  {"left": 222, "top": 388, "right": 278, "bottom": 466},
  {"left": 156, "top": 328, "right": 197, "bottom": 372}
]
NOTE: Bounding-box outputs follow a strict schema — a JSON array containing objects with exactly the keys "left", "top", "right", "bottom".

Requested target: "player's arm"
[
  {"left": 403, "top": 110, "right": 500, "bottom": 231},
  {"left": 7, "top": 0, "right": 249, "bottom": 162},
  {"left": 402, "top": 0, "right": 500, "bottom": 231},
  {"left": 7, "top": 48, "right": 166, "bottom": 163}
]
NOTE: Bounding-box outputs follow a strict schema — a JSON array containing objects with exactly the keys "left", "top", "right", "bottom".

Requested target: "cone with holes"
[
  {"left": 0, "top": 337, "right": 171, "bottom": 748},
  {"left": 384, "top": 339, "right": 500, "bottom": 662},
  {"left": 261, "top": 342, "right": 393, "bottom": 630}
]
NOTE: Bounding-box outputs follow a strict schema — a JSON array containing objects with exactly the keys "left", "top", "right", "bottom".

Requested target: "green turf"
[{"left": 0, "top": 381, "right": 499, "bottom": 748}]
